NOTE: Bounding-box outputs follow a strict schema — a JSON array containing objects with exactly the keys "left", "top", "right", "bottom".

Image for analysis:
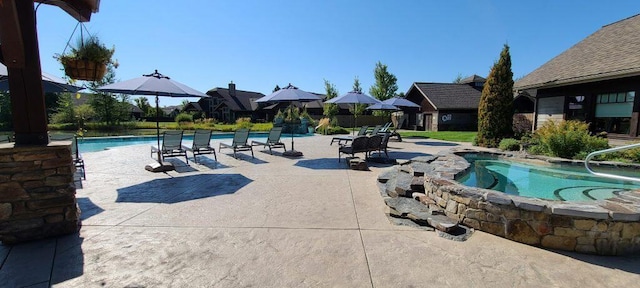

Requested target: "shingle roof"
[
  {"left": 411, "top": 82, "right": 482, "bottom": 110},
  {"left": 206, "top": 88, "right": 265, "bottom": 112},
  {"left": 460, "top": 74, "right": 485, "bottom": 84},
  {"left": 515, "top": 14, "right": 640, "bottom": 90}
]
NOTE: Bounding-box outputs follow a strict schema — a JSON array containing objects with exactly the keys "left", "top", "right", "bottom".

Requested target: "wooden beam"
[
  {"left": 35, "top": 0, "right": 100, "bottom": 22},
  {"left": 0, "top": 0, "right": 25, "bottom": 68},
  {"left": 0, "top": 0, "right": 48, "bottom": 145}
]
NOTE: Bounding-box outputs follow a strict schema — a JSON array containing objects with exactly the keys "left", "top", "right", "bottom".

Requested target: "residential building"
[
  {"left": 199, "top": 82, "right": 265, "bottom": 123},
  {"left": 515, "top": 14, "right": 640, "bottom": 137},
  {"left": 404, "top": 75, "right": 484, "bottom": 131}
]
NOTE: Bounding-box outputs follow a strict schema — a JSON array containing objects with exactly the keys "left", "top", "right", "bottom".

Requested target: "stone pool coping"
[{"left": 404, "top": 148, "right": 640, "bottom": 255}]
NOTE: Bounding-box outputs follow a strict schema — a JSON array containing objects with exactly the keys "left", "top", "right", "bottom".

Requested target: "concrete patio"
[{"left": 1, "top": 134, "right": 639, "bottom": 287}]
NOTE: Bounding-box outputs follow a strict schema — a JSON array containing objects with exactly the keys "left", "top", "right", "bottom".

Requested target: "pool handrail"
[{"left": 584, "top": 143, "right": 640, "bottom": 183}]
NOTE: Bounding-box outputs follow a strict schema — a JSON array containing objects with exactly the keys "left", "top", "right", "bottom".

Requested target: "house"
[
  {"left": 199, "top": 82, "right": 265, "bottom": 123},
  {"left": 404, "top": 75, "right": 485, "bottom": 131},
  {"left": 182, "top": 102, "right": 204, "bottom": 115},
  {"left": 515, "top": 14, "right": 640, "bottom": 137}
]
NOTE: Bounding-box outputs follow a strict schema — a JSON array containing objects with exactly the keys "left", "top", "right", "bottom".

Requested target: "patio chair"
[
  {"left": 219, "top": 128, "right": 254, "bottom": 158},
  {"left": 365, "top": 134, "right": 383, "bottom": 158},
  {"left": 151, "top": 130, "right": 189, "bottom": 164},
  {"left": 186, "top": 129, "right": 216, "bottom": 163},
  {"left": 330, "top": 125, "right": 368, "bottom": 145},
  {"left": 251, "top": 127, "right": 285, "bottom": 154},
  {"left": 338, "top": 135, "right": 369, "bottom": 162},
  {"left": 50, "top": 133, "right": 86, "bottom": 179},
  {"left": 369, "top": 132, "right": 390, "bottom": 158},
  {"left": 367, "top": 125, "right": 382, "bottom": 135},
  {"left": 379, "top": 122, "right": 392, "bottom": 133}
]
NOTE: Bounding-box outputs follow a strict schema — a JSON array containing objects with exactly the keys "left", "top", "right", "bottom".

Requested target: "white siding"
[{"left": 536, "top": 96, "right": 564, "bottom": 129}]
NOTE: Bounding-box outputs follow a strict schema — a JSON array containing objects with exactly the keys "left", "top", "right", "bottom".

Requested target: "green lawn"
[{"left": 398, "top": 130, "right": 477, "bottom": 143}]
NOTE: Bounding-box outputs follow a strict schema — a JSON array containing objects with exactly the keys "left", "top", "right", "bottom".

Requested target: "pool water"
[
  {"left": 76, "top": 132, "right": 305, "bottom": 153},
  {"left": 456, "top": 157, "right": 640, "bottom": 201}
]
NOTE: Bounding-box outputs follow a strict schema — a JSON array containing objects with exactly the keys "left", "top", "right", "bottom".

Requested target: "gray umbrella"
[
  {"left": 96, "top": 70, "right": 208, "bottom": 164},
  {"left": 256, "top": 84, "right": 323, "bottom": 156},
  {"left": 0, "top": 63, "right": 81, "bottom": 93},
  {"left": 366, "top": 103, "right": 399, "bottom": 111},
  {"left": 325, "top": 91, "right": 381, "bottom": 134},
  {"left": 381, "top": 97, "right": 420, "bottom": 109}
]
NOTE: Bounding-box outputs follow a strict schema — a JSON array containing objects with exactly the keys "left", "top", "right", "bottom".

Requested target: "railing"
[{"left": 584, "top": 143, "right": 640, "bottom": 183}]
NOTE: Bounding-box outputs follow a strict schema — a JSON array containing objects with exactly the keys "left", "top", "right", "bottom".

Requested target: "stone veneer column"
[{"left": 0, "top": 141, "right": 80, "bottom": 244}]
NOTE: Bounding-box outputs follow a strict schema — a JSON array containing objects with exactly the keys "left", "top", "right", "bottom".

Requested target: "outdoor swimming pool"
[
  {"left": 77, "top": 132, "right": 309, "bottom": 153},
  {"left": 457, "top": 156, "right": 640, "bottom": 201}
]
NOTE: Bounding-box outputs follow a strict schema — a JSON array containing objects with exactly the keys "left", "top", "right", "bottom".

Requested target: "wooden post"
[{"left": 0, "top": 0, "right": 49, "bottom": 145}]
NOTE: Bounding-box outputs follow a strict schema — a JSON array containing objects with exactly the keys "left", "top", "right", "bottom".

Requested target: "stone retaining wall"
[
  {"left": 422, "top": 150, "right": 640, "bottom": 255},
  {"left": 0, "top": 141, "right": 80, "bottom": 244}
]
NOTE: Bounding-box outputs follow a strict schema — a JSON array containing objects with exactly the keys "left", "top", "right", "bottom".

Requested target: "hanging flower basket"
[
  {"left": 56, "top": 35, "right": 115, "bottom": 81},
  {"left": 61, "top": 59, "right": 107, "bottom": 81}
]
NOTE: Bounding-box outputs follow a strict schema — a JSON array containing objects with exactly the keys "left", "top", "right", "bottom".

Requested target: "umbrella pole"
[
  {"left": 290, "top": 103, "right": 295, "bottom": 151},
  {"left": 156, "top": 95, "right": 162, "bottom": 163}
]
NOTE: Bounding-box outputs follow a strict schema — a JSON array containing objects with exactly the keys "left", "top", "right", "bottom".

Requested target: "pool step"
[{"left": 379, "top": 159, "right": 462, "bottom": 234}]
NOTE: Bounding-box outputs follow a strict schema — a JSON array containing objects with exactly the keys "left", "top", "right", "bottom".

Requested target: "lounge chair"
[
  {"left": 186, "top": 129, "right": 216, "bottom": 163},
  {"left": 367, "top": 125, "right": 382, "bottom": 135},
  {"left": 151, "top": 130, "right": 189, "bottom": 164},
  {"left": 379, "top": 122, "right": 392, "bottom": 133},
  {"left": 370, "top": 132, "right": 390, "bottom": 158},
  {"left": 330, "top": 126, "right": 368, "bottom": 145},
  {"left": 50, "top": 133, "right": 86, "bottom": 179},
  {"left": 338, "top": 135, "right": 369, "bottom": 162},
  {"left": 252, "top": 127, "right": 285, "bottom": 154},
  {"left": 219, "top": 128, "right": 254, "bottom": 158}
]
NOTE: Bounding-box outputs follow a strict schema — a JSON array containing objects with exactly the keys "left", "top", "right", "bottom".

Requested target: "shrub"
[
  {"left": 533, "top": 120, "right": 609, "bottom": 159},
  {"left": 498, "top": 138, "right": 520, "bottom": 151},
  {"left": 512, "top": 114, "right": 532, "bottom": 139},
  {"left": 235, "top": 117, "right": 253, "bottom": 129},
  {"left": 175, "top": 112, "right": 193, "bottom": 123}
]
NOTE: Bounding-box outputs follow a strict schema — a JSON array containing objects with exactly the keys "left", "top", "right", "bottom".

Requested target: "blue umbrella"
[
  {"left": 0, "top": 63, "right": 81, "bottom": 93},
  {"left": 325, "top": 91, "right": 381, "bottom": 134},
  {"left": 256, "top": 84, "right": 323, "bottom": 157},
  {"left": 366, "top": 103, "right": 399, "bottom": 111},
  {"left": 382, "top": 97, "right": 420, "bottom": 109},
  {"left": 96, "top": 70, "right": 208, "bottom": 165}
]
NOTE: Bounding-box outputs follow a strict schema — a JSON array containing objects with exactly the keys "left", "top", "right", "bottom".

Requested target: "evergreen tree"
[
  {"left": 369, "top": 61, "right": 398, "bottom": 101},
  {"left": 477, "top": 44, "right": 514, "bottom": 147}
]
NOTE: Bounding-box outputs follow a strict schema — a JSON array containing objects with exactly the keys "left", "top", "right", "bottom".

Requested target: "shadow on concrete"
[
  {"left": 50, "top": 233, "right": 85, "bottom": 286},
  {"left": 76, "top": 197, "right": 104, "bottom": 221},
  {"left": 387, "top": 151, "right": 433, "bottom": 161},
  {"left": 191, "top": 157, "right": 230, "bottom": 170},
  {"left": 413, "top": 141, "right": 459, "bottom": 147},
  {"left": 295, "top": 158, "right": 346, "bottom": 170},
  {"left": 219, "top": 152, "right": 269, "bottom": 164},
  {"left": 116, "top": 173, "right": 252, "bottom": 204},
  {"left": 554, "top": 250, "right": 640, "bottom": 274},
  {"left": 164, "top": 158, "right": 198, "bottom": 173}
]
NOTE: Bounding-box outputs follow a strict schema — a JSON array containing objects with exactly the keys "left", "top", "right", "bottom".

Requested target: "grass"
[{"left": 398, "top": 130, "right": 477, "bottom": 143}]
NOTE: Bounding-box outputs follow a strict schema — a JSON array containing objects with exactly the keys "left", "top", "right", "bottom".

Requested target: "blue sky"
[{"left": 35, "top": 0, "right": 640, "bottom": 107}]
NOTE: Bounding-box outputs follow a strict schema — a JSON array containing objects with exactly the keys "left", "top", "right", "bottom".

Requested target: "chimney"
[{"left": 229, "top": 81, "right": 236, "bottom": 97}]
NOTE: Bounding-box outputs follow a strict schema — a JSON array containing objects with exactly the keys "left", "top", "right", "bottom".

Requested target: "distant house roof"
[
  {"left": 515, "top": 14, "right": 640, "bottom": 90},
  {"left": 206, "top": 87, "right": 265, "bottom": 112},
  {"left": 409, "top": 82, "right": 482, "bottom": 110},
  {"left": 183, "top": 102, "right": 203, "bottom": 112},
  {"left": 460, "top": 74, "right": 486, "bottom": 84}
]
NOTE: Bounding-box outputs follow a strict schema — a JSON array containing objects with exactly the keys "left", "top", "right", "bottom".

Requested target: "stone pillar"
[{"left": 0, "top": 141, "right": 80, "bottom": 244}]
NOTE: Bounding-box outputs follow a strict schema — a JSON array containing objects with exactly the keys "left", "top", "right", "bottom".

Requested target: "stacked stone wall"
[
  {"left": 420, "top": 151, "right": 640, "bottom": 256},
  {"left": 0, "top": 141, "right": 80, "bottom": 244}
]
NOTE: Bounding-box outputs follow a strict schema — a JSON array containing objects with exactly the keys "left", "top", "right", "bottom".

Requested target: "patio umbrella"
[
  {"left": 325, "top": 91, "right": 381, "bottom": 134},
  {"left": 95, "top": 70, "right": 208, "bottom": 168},
  {"left": 381, "top": 97, "right": 420, "bottom": 109},
  {"left": 256, "top": 84, "right": 323, "bottom": 157},
  {"left": 366, "top": 102, "right": 400, "bottom": 111},
  {"left": 0, "top": 63, "right": 82, "bottom": 93}
]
